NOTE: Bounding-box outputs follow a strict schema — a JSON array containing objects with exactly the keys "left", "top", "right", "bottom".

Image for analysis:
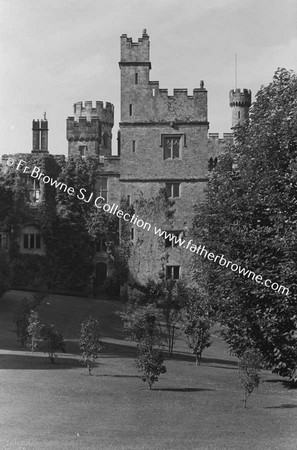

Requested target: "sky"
[{"left": 0, "top": 0, "right": 296, "bottom": 158}]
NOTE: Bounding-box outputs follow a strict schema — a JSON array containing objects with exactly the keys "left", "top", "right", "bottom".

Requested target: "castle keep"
[{"left": 1, "top": 30, "right": 251, "bottom": 294}]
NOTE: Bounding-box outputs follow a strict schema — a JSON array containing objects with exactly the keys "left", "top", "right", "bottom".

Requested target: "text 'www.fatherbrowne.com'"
[{"left": 154, "top": 228, "right": 289, "bottom": 296}]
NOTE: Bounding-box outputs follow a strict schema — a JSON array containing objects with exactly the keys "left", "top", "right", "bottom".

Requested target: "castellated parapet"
[
  {"left": 73, "top": 101, "right": 114, "bottom": 125},
  {"left": 229, "top": 88, "right": 251, "bottom": 128},
  {"left": 119, "top": 31, "right": 207, "bottom": 123},
  {"left": 67, "top": 101, "right": 114, "bottom": 157},
  {"left": 229, "top": 88, "right": 251, "bottom": 107},
  {"left": 120, "top": 29, "right": 150, "bottom": 65}
]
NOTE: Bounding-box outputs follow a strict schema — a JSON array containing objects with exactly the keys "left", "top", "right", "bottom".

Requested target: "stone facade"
[{"left": 0, "top": 29, "right": 251, "bottom": 294}]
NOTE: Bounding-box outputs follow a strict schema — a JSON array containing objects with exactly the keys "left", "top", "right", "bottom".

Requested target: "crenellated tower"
[
  {"left": 67, "top": 101, "right": 114, "bottom": 157},
  {"left": 229, "top": 88, "right": 251, "bottom": 128}
]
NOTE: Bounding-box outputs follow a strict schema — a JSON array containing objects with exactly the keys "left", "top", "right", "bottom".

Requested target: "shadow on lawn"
[
  {"left": 96, "top": 374, "right": 140, "bottom": 379},
  {"left": 0, "top": 353, "right": 80, "bottom": 370},
  {"left": 265, "top": 379, "right": 297, "bottom": 390},
  {"left": 170, "top": 352, "right": 238, "bottom": 368},
  {"left": 156, "top": 387, "right": 215, "bottom": 392},
  {"left": 101, "top": 341, "right": 136, "bottom": 358},
  {"left": 265, "top": 404, "right": 297, "bottom": 409}
]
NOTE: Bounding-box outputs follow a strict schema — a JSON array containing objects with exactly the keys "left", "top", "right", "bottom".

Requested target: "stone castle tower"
[
  {"left": 229, "top": 88, "right": 252, "bottom": 128},
  {"left": 66, "top": 101, "right": 114, "bottom": 158}
]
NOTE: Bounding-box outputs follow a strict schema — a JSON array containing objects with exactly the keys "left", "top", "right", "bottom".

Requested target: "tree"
[
  {"left": 193, "top": 68, "right": 297, "bottom": 379},
  {"left": 183, "top": 286, "right": 212, "bottom": 365},
  {"left": 119, "top": 304, "right": 166, "bottom": 389},
  {"left": 0, "top": 251, "right": 12, "bottom": 298},
  {"left": 134, "top": 345, "right": 166, "bottom": 390},
  {"left": 238, "top": 349, "right": 262, "bottom": 408},
  {"left": 40, "top": 324, "right": 65, "bottom": 363},
  {"left": 79, "top": 316, "right": 103, "bottom": 374},
  {"left": 146, "top": 277, "right": 185, "bottom": 358},
  {"left": 14, "top": 297, "right": 32, "bottom": 347},
  {"left": 27, "top": 310, "right": 43, "bottom": 352}
]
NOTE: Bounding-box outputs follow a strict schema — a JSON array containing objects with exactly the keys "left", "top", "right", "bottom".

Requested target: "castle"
[{"left": 0, "top": 30, "right": 251, "bottom": 295}]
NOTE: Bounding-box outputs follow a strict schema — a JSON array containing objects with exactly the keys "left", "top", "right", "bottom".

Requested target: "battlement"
[
  {"left": 73, "top": 101, "right": 114, "bottom": 124},
  {"left": 229, "top": 88, "right": 251, "bottom": 107},
  {"left": 148, "top": 82, "right": 206, "bottom": 98},
  {"left": 120, "top": 29, "right": 150, "bottom": 65},
  {"left": 67, "top": 116, "right": 100, "bottom": 142}
]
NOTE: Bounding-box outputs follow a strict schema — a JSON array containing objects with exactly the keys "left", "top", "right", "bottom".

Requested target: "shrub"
[{"left": 40, "top": 324, "right": 65, "bottom": 363}]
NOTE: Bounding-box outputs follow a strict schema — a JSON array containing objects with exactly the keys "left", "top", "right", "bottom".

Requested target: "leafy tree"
[
  {"left": 146, "top": 277, "right": 185, "bottom": 358},
  {"left": 40, "top": 324, "right": 65, "bottom": 363},
  {"left": 79, "top": 316, "right": 103, "bottom": 374},
  {"left": 134, "top": 344, "right": 166, "bottom": 390},
  {"left": 119, "top": 304, "right": 166, "bottom": 389},
  {"left": 238, "top": 349, "right": 262, "bottom": 408},
  {"left": 27, "top": 310, "right": 43, "bottom": 352},
  {"left": 183, "top": 286, "right": 212, "bottom": 365},
  {"left": 193, "top": 68, "right": 297, "bottom": 379}
]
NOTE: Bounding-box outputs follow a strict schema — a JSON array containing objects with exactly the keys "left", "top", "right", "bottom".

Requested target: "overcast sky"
[{"left": 0, "top": 0, "right": 296, "bottom": 158}]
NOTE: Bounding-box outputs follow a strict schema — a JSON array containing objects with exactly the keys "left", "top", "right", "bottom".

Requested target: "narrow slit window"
[
  {"left": 135, "top": 73, "right": 138, "bottom": 84},
  {"left": 129, "top": 104, "right": 133, "bottom": 116},
  {"left": 132, "top": 140, "right": 136, "bottom": 153}
]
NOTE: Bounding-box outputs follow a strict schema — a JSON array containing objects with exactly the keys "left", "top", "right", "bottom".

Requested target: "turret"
[
  {"left": 229, "top": 88, "right": 251, "bottom": 128},
  {"left": 67, "top": 101, "right": 114, "bottom": 158}
]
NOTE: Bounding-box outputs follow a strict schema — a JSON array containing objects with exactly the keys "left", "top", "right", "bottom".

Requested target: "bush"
[{"left": 40, "top": 324, "right": 65, "bottom": 363}]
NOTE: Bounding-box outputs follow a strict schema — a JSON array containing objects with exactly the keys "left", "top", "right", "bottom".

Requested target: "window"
[
  {"left": 163, "top": 136, "right": 181, "bottom": 160},
  {"left": 96, "top": 235, "right": 107, "bottom": 253},
  {"left": 79, "top": 145, "right": 87, "bottom": 157},
  {"left": 131, "top": 227, "right": 134, "bottom": 241},
  {"left": 165, "top": 231, "right": 182, "bottom": 248},
  {"left": 166, "top": 265, "right": 180, "bottom": 280},
  {"left": 23, "top": 175, "right": 41, "bottom": 203},
  {"left": 97, "top": 178, "right": 108, "bottom": 201},
  {"left": 165, "top": 182, "right": 180, "bottom": 198},
  {"left": 132, "top": 140, "right": 136, "bottom": 153},
  {"left": 102, "top": 133, "right": 108, "bottom": 148},
  {"left": 135, "top": 73, "right": 138, "bottom": 84},
  {"left": 127, "top": 195, "right": 131, "bottom": 205},
  {"left": 129, "top": 104, "right": 133, "bottom": 116},
  {"left": 152, "top": 88, "right": 156, "bottom": 96},
  {"left": 0, "top": 233, "right": 8, "bottom": 249},
  {"left": 23, "top": 233, "right": 41, "bottom": 249},
  {"left": 238, "top": 111, "right": 241, "bottom": 119}
]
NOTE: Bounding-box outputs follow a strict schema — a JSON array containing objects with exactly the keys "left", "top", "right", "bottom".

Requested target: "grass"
[{"left": 0, "top": 290, "right": 296, "bottom": 449}]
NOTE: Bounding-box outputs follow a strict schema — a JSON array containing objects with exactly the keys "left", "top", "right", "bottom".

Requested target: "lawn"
[{"left": 0, "top": 290, "right": 296, "bottom": 450}]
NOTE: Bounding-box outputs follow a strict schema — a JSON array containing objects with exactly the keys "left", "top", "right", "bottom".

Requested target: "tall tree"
[{"left": 193, "top": 68, "right": 297, "bottom": 379}]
